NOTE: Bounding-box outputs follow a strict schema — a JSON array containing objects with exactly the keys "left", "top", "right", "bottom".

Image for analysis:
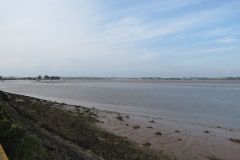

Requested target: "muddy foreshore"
[{"left": 0, "top": 90, "right": 174, "bottom": 160}]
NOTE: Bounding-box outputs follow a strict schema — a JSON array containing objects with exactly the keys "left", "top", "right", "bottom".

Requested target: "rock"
[
  {"left": 133, "top": 125, "right": 140, "bottom": 129},
  {"left": 155, "top": 132, "right": 162, "bottom": 135},
  {"left": 175, "top": 130, "right": 180, "bottom": 133},
  {"left": 142, "top": 142, "right": 151, "bottom": 147},
  {"left": 206, "top": 155, "right": 222, "bottom": 160},
  {"left": 229, "top": 138, "right": 240, "bottom": 144},
  {"left": 204, "top": 130, "right": 210, "bottom": 134},
  {"left": 149, "top": 120, "right": 155, "bottom": 123},
  {"left": 116, "top": 116, "right": 124, "bottom": 121}
]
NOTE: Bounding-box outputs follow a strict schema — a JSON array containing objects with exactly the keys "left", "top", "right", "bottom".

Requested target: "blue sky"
[{"left": 0, "top": 0, "right": 239, "bottom": 77}]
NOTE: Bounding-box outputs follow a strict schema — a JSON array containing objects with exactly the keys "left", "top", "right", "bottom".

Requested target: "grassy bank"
[
  {"left": 0, "top": 101, "right": 49, "bottom": 159},
  {"left": 0, "top": 91, "right": 174, "bottom": 160}
]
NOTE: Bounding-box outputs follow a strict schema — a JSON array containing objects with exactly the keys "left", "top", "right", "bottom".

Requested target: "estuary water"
[{"left": 0, "top": 79, "right": 240, "bottom": 129}]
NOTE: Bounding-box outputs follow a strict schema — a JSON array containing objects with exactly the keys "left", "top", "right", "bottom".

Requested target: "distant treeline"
[{"left": 0, "top": 75, "right": 61, "bottom": 80}]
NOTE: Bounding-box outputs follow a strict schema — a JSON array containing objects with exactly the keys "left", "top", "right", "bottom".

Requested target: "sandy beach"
[
  {"left": 58, "top": 99, "right": 240, "bottom": 160},
  {"left": 90, "top": 108, "right": 240, "bottom": 160}
]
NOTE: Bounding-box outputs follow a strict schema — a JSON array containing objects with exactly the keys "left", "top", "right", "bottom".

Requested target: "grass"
[{"left": 0, "top": 102, "right": 49, "bottom": 160}]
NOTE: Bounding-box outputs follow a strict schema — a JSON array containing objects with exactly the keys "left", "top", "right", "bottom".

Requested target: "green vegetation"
[
  {"left": 0, "top": 75, "right": 61, "bottom": 80},
  {"left": 43, "top": 75, "right": 61, "bottom": 80},
  {"left": 37, "top": 75, "right": 42, "bottom": 80},
  {"left": 0, "top": 102, "right": 48, "bottom": 160}
]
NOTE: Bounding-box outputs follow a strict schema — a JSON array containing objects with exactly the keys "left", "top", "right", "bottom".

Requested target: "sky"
[{"left": 0, "top": 0, "right": 240, "bottom": 77}]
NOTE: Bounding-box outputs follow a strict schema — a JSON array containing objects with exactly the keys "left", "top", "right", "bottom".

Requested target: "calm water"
[{"left": 0, "top": 80, "right": 240, "bottom": 129}]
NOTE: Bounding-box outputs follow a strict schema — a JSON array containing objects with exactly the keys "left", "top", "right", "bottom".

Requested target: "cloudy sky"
[{"left": 0, "top": 0, "right": 240, "bottom": 77}]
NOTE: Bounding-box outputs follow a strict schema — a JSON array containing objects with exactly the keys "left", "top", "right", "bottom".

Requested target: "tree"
[
  {"left": 44, "top": 75, "right": 50, "bottom": 80},
  {"left": 37, "top": 75, "right": 42, "bottom": 80},
  {"left": 50, "top": 76, "right": 61, "bottom": 80}
]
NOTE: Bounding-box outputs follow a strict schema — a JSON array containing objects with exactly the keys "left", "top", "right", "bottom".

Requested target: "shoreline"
[
  {"left": 1, "top": 89, "right": 239, "bottom": 131},
  {"left": 0, "top": 90, "right": 173, "bottom": 160},
  {"left": 0, "top": 91, "right": 240, "bottom": 160}
]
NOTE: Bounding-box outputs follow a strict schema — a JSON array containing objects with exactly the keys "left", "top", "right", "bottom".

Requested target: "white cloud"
[
  {"left": 216, "top": 37, "right": 237, "bottom": 44},
  {"left": 0, "top": 0, "right": 239, "bottom": 77}
]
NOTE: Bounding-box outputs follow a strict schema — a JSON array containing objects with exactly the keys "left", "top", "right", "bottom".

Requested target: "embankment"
[{"left": 0, "top": 90, "right": 173, "bottom": 160}]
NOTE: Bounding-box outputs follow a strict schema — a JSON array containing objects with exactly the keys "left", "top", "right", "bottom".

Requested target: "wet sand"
[{"left": 91, "top": 108, "right": 240, "bottom": 160}]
